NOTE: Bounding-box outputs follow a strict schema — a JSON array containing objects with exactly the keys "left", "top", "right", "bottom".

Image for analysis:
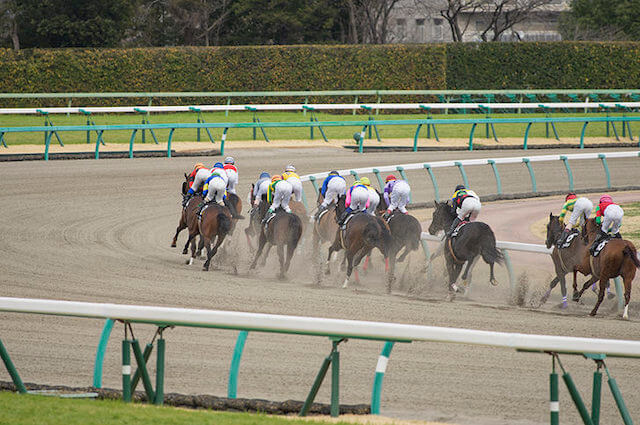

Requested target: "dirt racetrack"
[{"left": 1, "top": 146, "right": 640, "bottom": 425}]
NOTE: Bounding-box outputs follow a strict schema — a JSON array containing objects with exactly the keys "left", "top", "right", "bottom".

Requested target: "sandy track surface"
[{"left": 1, "top": 146, "right": 640, "bottom": 425}]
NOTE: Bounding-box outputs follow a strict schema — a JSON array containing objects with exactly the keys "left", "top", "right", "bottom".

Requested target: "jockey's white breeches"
[
  {"left": 286, "top": 177, "right": 303, "bottom": 202},
  {"left": 602, "top": 204, "right": 624, "bottom": 234},
  {"left": 254, "top": 180, "right": 270, "bottom": 206},
  {"left": 349, "top": 186, "right": 369, "bottom": 212},
  {"left": 388, "top": 180, "right": 410, "bottom": 214},
  {"left": 225, "top": 170, "right": 238, "bottom": 194},
  {"left": 272, "top": 180, "right": 293, "bottom": 212},
  {"left": 204, "top": 176, "right": 227, "bottom": 204},
  {"left": 457, "top": 196, "right": 481, "bottom": 221},
  {"left": 320, "top": 178, "right": 347, "bottom": 208},
  {"left": 366, "top": 187, "right": 380, "bottom": 215},
  {"left": 190, "top": 168, "right": 211, "bottom": 193},
  {"left": 567, "top": 197, "right": 593, "bottom": 229}
]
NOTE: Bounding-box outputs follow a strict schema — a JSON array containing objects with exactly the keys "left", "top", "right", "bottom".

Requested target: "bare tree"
[
  {"left": 345, "top": 0, "right": 400, "bottom": 44},
  {"left": 476, "top": 0, "right": 555, "bottom": 42},
  {"left": 0, "top": 0, "right": 20, "bottom": 50},
  {"left": 414, "top": 0, "right": 481, "bottom": 42},
  {"left": 169, "top": 0, "right": 230, "bottom": 46}
]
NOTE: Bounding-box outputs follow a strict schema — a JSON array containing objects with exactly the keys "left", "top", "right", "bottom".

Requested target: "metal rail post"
[
  {"left": 300, "top": 338, "right": 346, "bottom": 417},
  {"left": 154, "top": 333, "right": 165, "bottom": 405},
  {"left": 128, "top": 130, "right": 138, "bottom": 159},
  {"left": 468, "top": 123, "right": 477, "bottom": 151},
  {"left": 523, "top": 122, "right": 533, "bottom": 150},
  {"left": 122, "top": 338, "right": 132, "bottom": 402},
  {"left": 131, "top": 339, "right": 155, "bottom": 402},
  {"left": 0, "top": 132, "right": 6, "bottom": 148},
  {"left": 487, "top": 160, "right": 502, "bottom": 195},
  {"left": 560, "top": 156, "right": 574, "bottom": 191},
  {"left": 580, "top": 122, "right": 589, "bottom": 149},
  {"left": 522, "top": 158, "right": 537, "bottom": 193},
  {"left": 371, "top": 341, "right": 394, "bottom": 415},
  {"left": 606, "top": 366, "right": 633, "bottom": 425},
  {"left": 372, "top": 169, "right": 384, "bottom": 191},
  {"left": 454, "top": 162, "right": 469, "bottom": 188},
  {"left": 502, "top": 249, "right": 516, "bottom": 292},
  {"left": 423, "top": 164, "right": 440, "bottom": 201},
  {"left": 350, "top": 170, "right": 360, "bottom": 181},
  {"left": 550, "top": 355, "right": 559, "bottom": 425},
  {"left": 93, "top": 319, "right": 114, "bottom": 388},
  {"left": 228, "top": 331, "right": 248, "bottom": 399},
  {"left": 131, "top": 342, "right": 154, "bottom": 394},
  {"left": 220, "top": 128, "right": 228, "bottom": 155},
  {"left": 0, "top": 338, "right": 27, "bottom": 394},
  {"left": 309, "top": 176, "right": 320, "bottom": 196},
  {"left": 597, "top": 154, "right": 611, "bottom": 189},
  {"left": 167, "top": 128, "right": 175, "bottom": 158}
]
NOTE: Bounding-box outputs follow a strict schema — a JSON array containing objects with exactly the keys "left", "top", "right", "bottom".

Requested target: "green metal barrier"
[
  {"left": 423, "top": 164, "right": 440, "bottom": 201},
  {"left": 93, "top": 318, "right": 114, "bottom": 388},
  {"left": 454, "top": 162, "right": 469, "bottom": 187},
  {"left": 228, "top": 331, "right": 248, "bottom": 398},
  {"left": 371, "top": 341, "right": 395, "bottom": 415},
  {"left": 189, "top": 107, "right": 216, "bottom": 143},
  {"left": 522, "top": 158, "right": 538, "bottom": 193},
  {"left": 0, "top": 338, "right": 27, "bottom": 394},
  {"left": 487, "top": 160, "right": 502, "bottom": 195},
  {"left": 560, "top": 156, "right": 574, "bottom": 191}
]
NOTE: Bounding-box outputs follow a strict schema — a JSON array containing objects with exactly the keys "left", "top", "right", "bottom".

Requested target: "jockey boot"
[
  {"left": 314, "top": 204, "right": 327, "bottom": 220},
  {"left": 224, "top": 197, "right": 245, "bottom": 219},
  {"left": 612, "top": 232, "right": 622, "bottom": 239},
  {"left": 590, "top": 230, "right": 609, "bottom": 255},
  {"left": 446, "top": 217, "right": 461, "bottom": 238},
  {"left": 182, "top": 193, "right": 192, "bottom": 208},
  {"left": 556, "top": 228, "right": 570, "bottom": 247}
]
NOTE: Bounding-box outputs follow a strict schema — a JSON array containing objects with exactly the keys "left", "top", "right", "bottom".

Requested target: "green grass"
[
  {"left": 0, "top": 392, "right": 354, "bottom": 425},
  {"left": 0, "top": 110, "right": 638, "bottom": 145},
  {"left": 622, "top": 202, "right": 640, "bottom": 217},
  {"left": 621, "top": 202, "right": 640, "bottom": 246}
]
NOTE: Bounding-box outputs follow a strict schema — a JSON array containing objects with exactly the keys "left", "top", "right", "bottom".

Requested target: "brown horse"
[
  {"left": 249, "top": 205, "right": 303, "bottom": 279},
  {"left": 245, "top": 183, "right": 264, "bottom": 250},
  {"left": 329, "top": 195, "right": 392, "bottom": 288},
  {"left": 193, "top": 202, "right": 232, "bottom": 271},
  {"left": 171, "top": 173, "right": 197, "bottom": 248},
  {"left": 573, "top": 218, "right": 640, "bottom": 318},
  {"left": 385, "top": 211, "right": 422, "bottom": 293},
  {"left": 313, "top": 192, "right": 339, "bottom": 247},
  {"left": 540, "top": 213, "right": 591, "bottom": 307}
]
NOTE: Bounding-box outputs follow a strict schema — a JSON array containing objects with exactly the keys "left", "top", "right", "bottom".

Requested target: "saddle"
[
  {"left": 197, "top": 202, "right": 210, "bottom": 221},
  {"left": 450, "top": 221, "right": 468, "bottom": 239}
]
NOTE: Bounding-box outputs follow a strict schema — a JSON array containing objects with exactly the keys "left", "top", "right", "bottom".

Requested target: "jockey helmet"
[
  {"left": 600, "top": 194, "right": 613, "bottom": 203},
  {"left": 455, "top": 184, "right": 466, "bottom": 191},
  {"left": 285, "top": 164, "right": 296, "bottom": 172},
  {"left": 224, "top": 156, "right": 235, "bottom": 164},
  {"left": 259, "top": 172, "right": 270, "bottom": 179},
  {"left": 193, "top": 163, "right": 205, "bottom": 171},
  {"left": 360, "top": 177, "right": 371, "bottom": 186},
  {"left": 565, "top": 192, "right": 577, "bottom": 201},
  {"left": 271, "top": 175, "right": 282, "bottom": 182},
  {"left": 385, "top": 175, "right": 397, "bottom": 182},
  {"left": 213, "top": 162, "right": 224, "bottom": 169},
  {"left": 329, "top": 170, "right": 339, "bottom": 176}
]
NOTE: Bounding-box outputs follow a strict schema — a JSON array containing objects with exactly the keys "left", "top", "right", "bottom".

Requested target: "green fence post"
[
  {"left": 300, "top": 355, "right": 331, "bottom": 416},
  {"left": 396, "top": 166, "right": 411, "bottom": 202},
  {"left": 228, "top": 331, "right": 248, "bottom": 399},
  {"left": 523, "top": 122, "right": 533, "bottom": 150},
  {"left": 0, "top": 338, "right": 27, "bottom": 394},
  {"left": 154, "top": 335, "right": 165, "bottom": 405},
  {"left": 591, "top": 364, "right": 603, "bottom": 425},
  {"left": 358, "top": 125, "right": 367, "bottom": 154},
  {"left": 330, "top": 339, "right": 340, "bottom": 417},
  {"left": 522, "top": 158, "right": 537, "bottom": 193},
  {"left": 44, "top": 130, "right": 53, "bottom": 161},
  {"left": 454, "top": 162, "right": 469, "bottom": 188},
  {"left": 372, "top": 169, "right": 384, "bottom": 191},
  {"left": 0, "top": 132, "right": 6, "bottom": 148},
  {"left": 562, "top": 370, "right": 594, "bottom": 425},
  {"left": 94, "top": 131, "right": 105, "bottom": 160},
  {"left": 613, "top": 277, "right": 624, "bottom": 313},
  {"left": 131, "top": 342, "right": 153, "bottom": 394},
  {"left": 580, "top": 122, "right": 589, "bottom": 149},
  {"left": 468, "top": 123, "right": 477, "bottom": 151},
  {"left": 597, "top": 154, "right": 611, "bottom": 189},
  {"left": 167, "top": 128, "right": 175, "bottom": 158},
  {"left": 309, "top": 176, "right": 320, "bottom": 196},
  {"left": 423, "top": 164, "right": 440, "bottom": 201},
  {"left": 128, "top": 130, "right": 138, "bottom": 159},
  {"left": 131, "top": 339, "right": 155, "bottom": 402},
  {"left": 93, "top": 319, "right": 114, "bottom": 388},
  {"left": 350, "top": 170, "right": 360, "bottom": 181},
  {"left": 487, "top": 160, "right": 502, "bottom": 195},
  {"left": 550, "top": 356, "right": 559, "bottom": 425},
  {"left": 221, "top": 128, "right": 228, "bottom": 156},
  {"left": 371, "top": 341, "right": 394, "bottom": 415},
  {"left": 502, "top": 249, "right": 516, "bottom": 292},
  {"left": 122, "top": 339, "right": 132, "bottom": 402},
  {"left": 413, "top": 124, "right": 422, "bottom": 152},
  {"left": 606, "top": 367, "right": 633, "bottom": 425},
  {"left": 560, "top": 156, "right": 574, "bottom": 191}
]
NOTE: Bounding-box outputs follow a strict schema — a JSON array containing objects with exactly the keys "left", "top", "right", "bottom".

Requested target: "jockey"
[
  {"left": 591, "top": 194, "right": 624, "bottom": 253},
  {"left": 252, "top": 172, "right": 271, "bottom": 207},
  {"left": 223, "top": 157, "right": 239, "bottom": 195},
  {"left": 264, "top": 175, "right": 294, "bottom": 223},
  {"left": 183, "top": 163, "right": 211, "bottom": 207},
  {"left": 383, "top": 174, "right": 411, "bottom": 217},
  {"left": 282, "top": 164, "right": 303, "bottom": 202},
  {"left": 187, "top": 163, "right": 206, "bottom": 189},
  {"left": 362, "top": 177, "right": 380, "bottom": 216},
  {"left": 337, "top": 179, "right": 370, "bottom": 225},
  {"left": 314, "top": 171, "right": 347, "bottom": 219},
  {"left": 202, "top": 162, "right": 229, "bottom": 208},
  {"left": 557, "top": 193, "right": 593, "bottom": 246},
  {"left": 446, "top": 184, "right": 481, "bottom": 237}
]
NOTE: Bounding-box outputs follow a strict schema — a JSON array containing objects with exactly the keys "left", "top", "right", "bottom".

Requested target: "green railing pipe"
[
  {"left": 131, "top": 339, "right": 155, "bottom": 402},
  {"left": 562, "top": 372, "right": 594, "bottom": 425},
  {"left": 154, "top": 337, "right": 165, "bottom": 405},
  {"left": 371, "top": 341, "right": 395, "bottom": 415},
  {"left": 413, "top": 124, "right": 422, "bottom": 152},
  {"left": 423, "top": 164, "right": 440, "bottom": 201},
  {"left": 487, "top": 160, "right": 502, "bottom": 195},
  {"left": 122, "top": 339, "right": 132, "bottom": 402},
  {"left": 598, "top": 154, "right": 611, "bottom": 189},
  {"left": 128, "top": 130, "right": 138, "bottom": 159},
  {"left": 502, "top": 249, "right": 516, "bottom": 292},
  {"left": 93, "top": 318, "right": 114, "bottom": 388},
  {"left": 454, "top": 162, "right": 469, "bottom": 188},
  {"left": 167, "top": 128, "right": 175, "bottom": 158},
  {"left": 550, "top": 366, "right": 559, "bottom": 425},
  {"left": 522, "top": 158, "right": 537, "bottom": 193},
  {"left": 591, "top": 368, "right": 602, "bottom": 425},
  {"left": 350, "top": 170, "right": 360, "bottom": 181},
  {"left": 606, "top": 369, "right": 633, "bottom": 425},
  {"left": 228, "top": 330, "right": 248, "bottom": 399},
  {"left": 523, "top": 122, "right": 533, "bottom": 150},
  {"left": 580, "top": 122, "right": 589, "bottom": 149},
  {"left": 0, "top": 338, "right": 27, "bottom": 394},
  {"left": 331, "top": 342, "right": 340, "bottom": 417},
  {"left": 220, "top": 127, "right": 228, "bottom": 156},
  {"left": 372, "top": 169, "right": 384, "bottom": 191},
  {"left": 131, "top": 342, "right": 153, "bottom": 394},
  {"left": 309, "top": 176, "right": 320, "bottom": 195},
  {"left": 560, "top": 156, "right": 574, "bottom": 191},
  {"left": 468, "top": 123, "right": 477, "bottom": 151}
]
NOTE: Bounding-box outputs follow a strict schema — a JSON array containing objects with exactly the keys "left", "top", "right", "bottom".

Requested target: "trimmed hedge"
[
  {"left": 446, "top": 42, "right": 640, "bottom": 89},
  {"left": 1, "top": 42, "right": 640, "bottom": 106}
]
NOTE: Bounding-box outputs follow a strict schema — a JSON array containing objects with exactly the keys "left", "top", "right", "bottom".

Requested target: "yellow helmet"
[
  {"left": 193, "top": 163, "right": 205, "bottom": 171},
  {"left": 360, "top": 177, "right": 371, "bottom": 186}
]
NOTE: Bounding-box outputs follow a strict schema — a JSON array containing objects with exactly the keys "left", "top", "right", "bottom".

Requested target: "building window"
[
  {"left": 396, "top": 18, "right": 406, "bottom": 26},
  {"left": 433, "top": 18, "right": 443, "bottom": 26},
  {"left": 416, "top": 18, "right": 425, "bottom": 26}
]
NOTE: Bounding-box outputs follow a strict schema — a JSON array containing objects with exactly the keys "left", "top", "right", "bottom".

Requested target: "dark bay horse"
[
  {"left": 329, "top": 195, "right": 391, "bottom": 288},
  {"left": 192, "top": 202, "right": 233, "bottom": 271},
  {"left": 385, "top": 211, "right": 422, "bottom": 293},
  {"left": 249, "top": 206, "right": 303, "bottom": 279},
  {"left": 245, "top": 183, "right": 264, "bottom": 250},
  {"left": 573, "top": 218, "right": 640, "bottom": 318},
  {"left": 171, "top": 173, "right": 197, "bottom": 248},
  {"left": 313, "top": 192, "right": 339, "bottom": 248},
  {"left": 428, "top": 201, "right": 503, "bottom": 294},
  {"left": 541, "top": 213, "right": 591, "bottom": 306}
]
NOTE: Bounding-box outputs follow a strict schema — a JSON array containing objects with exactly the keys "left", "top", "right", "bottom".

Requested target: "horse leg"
[
  {"left": 461, "top": 255, "right": 479, "bottom": 288},
  {"left": 171, "top": 217, "right": 187, "bottom": 247},
  {"left": 183, "top": 231, "right": 195, "bottom": 256},
  {"left": 206, "top": 233, "right": 227, "bottom": 269},
  {"left": 249, "top": 233, "right": 267, "bottom": 270},
  {"left": 244, "top": 226, "right": 254, "bottom": 251},
  {"left": 202, "top": 236, "right": 213, "bottom": 271},
  {"left": 487, "top": 260, "right": 498, "bottom": 286},
  {"left": 397, "top": 245, "right": 410, "bottom": 263},
  {"left": 540, "top": 276, "right": 560, "bottom": 305},
  {"left": 276, "top": 244, "right": 286, "bottom": 279},
  {"left": 623, "top": 276, "right": 632, "bottom": 320},
  {"left": 260, "top": 243, "right": 273, "bottom": 267},
  {"left": 590, "top": 278, "right": 608, "bottom": 316},
  {"left": 343, "top": 250, "right": 356, "bottom": 289},
  {"left": 576, "top": 275, "right": 598, "bottom": 301},
  {"left": 386, "top": 249, "right": 397, "bottom": 294},
  {"left": 196, "top": 236, "right": 205, "bottom": 258},
  {"left": 284, "top": 241, "right": 297, "bottom": 274}
]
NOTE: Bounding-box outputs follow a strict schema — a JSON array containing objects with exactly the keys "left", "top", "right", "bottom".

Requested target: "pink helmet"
[{"left": 600, "top": 194, "right": 613, "bottom": 203}]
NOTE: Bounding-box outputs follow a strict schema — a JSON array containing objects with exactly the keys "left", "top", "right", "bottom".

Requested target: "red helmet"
[
  {"left": 385, "top": 175, "right": 397, "bottom": 183},
  {"left": 565, "top": 192, "right": 577, "bottom": 201}
]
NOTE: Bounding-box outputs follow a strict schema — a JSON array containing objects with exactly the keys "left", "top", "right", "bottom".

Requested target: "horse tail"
[
  {"left": 217, "top": 211, "right": 232, "bottom": 235},
  {"left": 288, "top": 215, "right": 303, "bottom": 249},
  {"left": 623, "top": 245, "right": 640, "bottom": 269},
  {"left": 480, "top": 233, "right": 503, "bottom": 265},
  {"left": 363, "top": 221, "right": 380, "bottom": 248}
]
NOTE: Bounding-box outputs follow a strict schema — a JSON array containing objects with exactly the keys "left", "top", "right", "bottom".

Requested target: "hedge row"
[{"left": 0, "top": 42, "right": 639, "bottom": 106}]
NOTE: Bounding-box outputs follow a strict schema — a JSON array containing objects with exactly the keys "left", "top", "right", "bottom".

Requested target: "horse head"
[
  {"left": 181, "top": 173, "right": 189, "bottom": 195},
  {"left": 428, "top": 200, "right": 455, "bottom": 235},
  {"left": 545, "top": 213, "right": 563, "bottom": 249},
  {"left": 335, "top": 194, "right": 347, "bottom": 218},
  {"left": 375, "top": 189, "right": 387, "bottom": 215}
]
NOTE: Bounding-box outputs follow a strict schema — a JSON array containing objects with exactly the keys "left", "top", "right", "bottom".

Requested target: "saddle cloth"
[
  {"left": 592, "top": 238, "right": 610, "bottom": 257},
  {"left": 559, "top": 231, "right": 578, "bottom": 249},
  {"left": 197, "top": 203, "right": 209, "bottom": 221},
  {"left": 450, "top": 221, "right": 468, "bottom": 238}
]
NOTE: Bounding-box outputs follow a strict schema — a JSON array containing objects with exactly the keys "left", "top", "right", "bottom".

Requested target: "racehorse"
[
  {"left": 313, "top": 192, "right": 339, "bottom": 247},
  {"left": 428, "top": 201, "right": 503, "bottom": 294},
  {"left": 195, "top": 202, "right": 232, "bottom": 271},
  {"left": 245, "top": 183, "right": 263, "bottom": 250},
  {"left": 171, "top": 174, "right": 196, "bottom": 248},
  {"left": 385, "top": 211, "right": 422, "bottom": 293},
  {"left": 572, "top": 218, "right": 640, "bottom": 319},
  {"left": 329, "top": 195, "right": 391, "bottom": 288},
  {"left": 249, "top": 205, "right": 303, "bottom": 279},
  {"left": 540, "top": 213, "right": 591, "bottom": 306}
]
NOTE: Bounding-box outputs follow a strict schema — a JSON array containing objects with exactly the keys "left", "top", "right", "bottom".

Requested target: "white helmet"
[
  {"left": 285, "top": 164, "right": 295, "bottom": 172},
  {"left": 224, "top": 156, "right": 235, "bottom": 164}
]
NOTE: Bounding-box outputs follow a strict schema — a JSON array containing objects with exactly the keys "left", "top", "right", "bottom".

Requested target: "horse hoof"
[
  {"left": 342, "top": 278, "right": 349, "bottom": 288},
  {"left": 490, "top": 278, "right": 498, "bottom": 287},
  {"left": 186, "top": 257, "right": 194, "bottom": 265},
  {"left": 171, "top": 242, "right": 177, "bottom": 248},
  {"left": 607, "top": 292, "right": 615, "bottom": 300},
  {"left": 589, "top": 311, "right": 597, "bottom": 317},
  {"left": 572, "top": 292, "right": 580, "bottom": 302},
  {"left": 451, "top": 284, "right": 459, "bottom": 293},
  {"left": 182, "top": 249, "right": 188, "bottom": 255}
]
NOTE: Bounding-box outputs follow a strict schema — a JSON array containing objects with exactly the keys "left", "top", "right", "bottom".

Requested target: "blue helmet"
[
  {"left": 214, "top": 162, "right": 224, "bottom": 169},
  {"left": 329, "top": 170, "right": 339, "bottom": 176},
  {"left": 259, "top": 172, "right": 270, "bottom": 179}
]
